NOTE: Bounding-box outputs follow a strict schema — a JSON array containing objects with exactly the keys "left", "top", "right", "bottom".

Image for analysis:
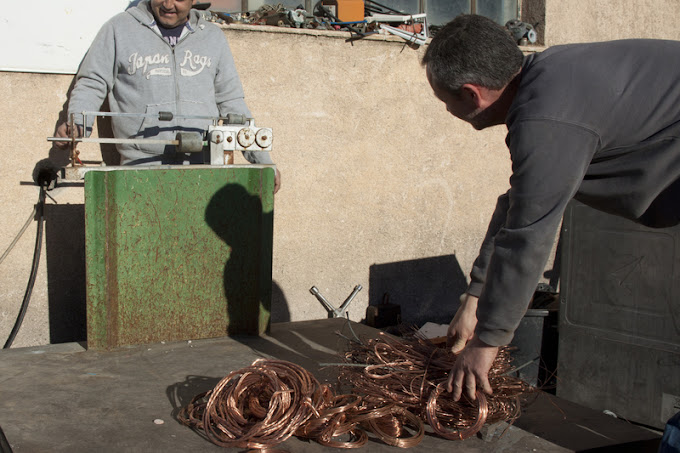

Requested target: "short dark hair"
[{"left": 422, "top": 15, "right": 523, "bottom": 94}]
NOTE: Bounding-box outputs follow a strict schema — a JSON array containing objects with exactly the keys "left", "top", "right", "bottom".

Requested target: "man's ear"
[{"left": 460, "top": 84, "right": 485, "bottom": 109}]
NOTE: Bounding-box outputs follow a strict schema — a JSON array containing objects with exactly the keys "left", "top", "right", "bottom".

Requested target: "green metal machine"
[
  {"left": 50, "top": 112, "right": 276, "bottom": 349},
  {"left": 84, "top": 166, "right": 274, "bottom": 349}
]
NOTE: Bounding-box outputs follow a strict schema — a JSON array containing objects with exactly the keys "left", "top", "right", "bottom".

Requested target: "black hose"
[{"left": 3, "top": 186, "right": 46, "bottom": 349}]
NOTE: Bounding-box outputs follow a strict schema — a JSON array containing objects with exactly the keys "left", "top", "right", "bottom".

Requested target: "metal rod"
[
  {"left": 48, "top": 137, "right": 183, "bottom": 145},
  {"left": 69, "top": 113, "right": 76, "bottom": 167},
  {"left": 380, "top": 24, "right": 428, "bottom": 45},
  {"left": 80, "top": 111, "right": 249, "bottom": 124},
  {"left": 310, "top": 285, "right": 362, "bottom": 318},
  {"left": 82, "top": 111, "right": 166, "bottom": 118},
  {"left": 339, "top": 285, "right": 362, "bottom": 312},
  {"left": 309, "top": 286, "right": 335, "bottom": 314},
  {"left": 366, "top": 0, "right": 405, "bottom": 14}
]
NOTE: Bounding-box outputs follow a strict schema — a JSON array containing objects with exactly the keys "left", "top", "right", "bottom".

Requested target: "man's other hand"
[
  {"left": 446, "top": 336, "right": 497, "bottom": 401},
  {"left": 446, "top": 293, "right": 478, "bottom": 353},
  {"left": 53, "top": 122, "right": 82, "bottom": 149}
]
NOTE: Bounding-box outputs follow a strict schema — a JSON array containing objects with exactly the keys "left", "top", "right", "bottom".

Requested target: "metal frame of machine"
[{"left": 47, "top": 111, "right": 274, "bottom": 179}]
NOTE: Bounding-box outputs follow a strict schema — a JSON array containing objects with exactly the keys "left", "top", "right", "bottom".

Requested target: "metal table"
[{"left": 0, "top": 319, "right": 659, "bottom": 452}]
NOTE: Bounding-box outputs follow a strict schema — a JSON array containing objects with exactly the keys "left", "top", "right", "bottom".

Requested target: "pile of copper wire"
[
  {"left": 339, "top": 332, "right": 533, "bottom": 441},
  {"left": 178, "top": 358, "right": 424, "bottom": 449},
  {"left": 178, "top": 334, "right": 532, "bottom": 449}
]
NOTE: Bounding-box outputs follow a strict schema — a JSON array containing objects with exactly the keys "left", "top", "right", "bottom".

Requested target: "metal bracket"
[
  {"left": 309, "top": 284, "right": 362, "bottom": 319},
  {"left": 375, "top": 13, "right": 429, "bottom": 46}
]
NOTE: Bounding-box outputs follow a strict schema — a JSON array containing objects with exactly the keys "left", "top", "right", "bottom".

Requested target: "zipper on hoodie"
[
  {"left": 171, "top": 46, "right": 180, "bottom": 118},
  {"left": 150, "top": 24, "right": 190, "bottom": 124},
  {"left": 143, "top": 11, "right": 199, "bottom": 126},
  {"left": 142, "top": 23, "right": 181, "bottom": 126},
  {"left": 171, "top": 24, "right": 196, "bottom": 118}
]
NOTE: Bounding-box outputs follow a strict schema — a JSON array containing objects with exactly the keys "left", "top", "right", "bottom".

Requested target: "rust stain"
[{"left": 105, "top": 172, "right": 120, "bottom": 349}]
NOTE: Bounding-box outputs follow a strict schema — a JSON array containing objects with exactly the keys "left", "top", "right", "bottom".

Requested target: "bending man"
[{"left": 423, "top": 15, "right": 680, "bottom": 400}]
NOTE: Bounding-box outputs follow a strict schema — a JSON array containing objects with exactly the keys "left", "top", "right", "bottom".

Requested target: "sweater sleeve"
[
  {"left": 213, "top": 32, "right": 273, "bottom": 165},
  {"left": 467, "top": 191, "right": 510, "bottom": 298},
  {"left": 67, "top": 19, "right": 118, "bottom": 136},
  {"left": 475, "top": 119, "right": 599, "bottom": 346}
]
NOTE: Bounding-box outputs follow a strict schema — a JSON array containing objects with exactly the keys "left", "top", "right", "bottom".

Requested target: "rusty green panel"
[{"left": 84, "top": 166, "right": 275, "bottom": 350}]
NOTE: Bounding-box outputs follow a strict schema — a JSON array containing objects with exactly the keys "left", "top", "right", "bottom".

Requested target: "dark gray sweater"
[{"left": 469, "top": 39, "right": 680, "bottom": 346}]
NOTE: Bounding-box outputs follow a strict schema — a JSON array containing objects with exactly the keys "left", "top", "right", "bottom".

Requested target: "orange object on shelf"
[{"left": 321, "top": 0, "right": 365, "bottom": 22}]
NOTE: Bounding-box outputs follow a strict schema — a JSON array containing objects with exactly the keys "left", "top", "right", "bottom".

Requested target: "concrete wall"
[
  {"left": 0, "top": 28, "right": 509, "bottom": 347},
  {"left": 2, "top": 0, "right": 680, "bottom": 348},
  {"left": 545, "top": 0, "right": 680, "bottom": 45}
]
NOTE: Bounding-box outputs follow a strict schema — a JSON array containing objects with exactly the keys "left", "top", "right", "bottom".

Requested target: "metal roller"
[{"left": 175, "top": 132, "right": 204, "bottom": 153}]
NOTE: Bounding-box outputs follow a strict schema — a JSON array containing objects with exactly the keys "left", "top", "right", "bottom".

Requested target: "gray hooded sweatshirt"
[
  {"left": 468, "top": 39, "right": 680, "bottom": 347},
  {"left": 68, "top": 0, "right": 272, "bottom": 165}
]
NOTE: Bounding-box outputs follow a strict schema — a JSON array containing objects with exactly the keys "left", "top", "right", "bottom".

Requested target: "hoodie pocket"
[
  {"left": 126, "top": 103, "right": 178, "bottom": 156},
  {"left": 176, "top": 99, "right": 218, "bottom": 134}
]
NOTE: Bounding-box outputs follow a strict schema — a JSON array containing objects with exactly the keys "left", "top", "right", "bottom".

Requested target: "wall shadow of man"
[{"left": 204, "top": 181, "right": 275, "bottom": 336}]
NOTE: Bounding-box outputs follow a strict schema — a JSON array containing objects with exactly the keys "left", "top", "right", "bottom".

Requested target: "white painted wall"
[{"left": 0, "top": 0, "right": 132, "bottom": 74}]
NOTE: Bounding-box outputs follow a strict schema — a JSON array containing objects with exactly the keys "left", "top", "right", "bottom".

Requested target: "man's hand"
[
  {"left": 447, "top": 336, "right": 498, "bottom": 401},
  {"left": 274, "top": 168, "right": 281, "bottom": 194},
  {"left": 53, "top": 122, "right": 83, "bottom": 149},
  {"left": 446, "top": 293, "right": 478, "bottom": 353}
]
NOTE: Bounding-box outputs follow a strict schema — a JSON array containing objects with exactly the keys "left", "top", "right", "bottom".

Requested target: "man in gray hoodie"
[
  {"left": 424, "top": 15, "right": 680, "bottom": 401},
  {"left": 55, "top": 0, "right": 280, "bottom": 192}
]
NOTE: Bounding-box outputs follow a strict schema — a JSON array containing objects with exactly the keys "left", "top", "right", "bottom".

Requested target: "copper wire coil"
[
  {"left": 340, "top": 332, "right": 531, "bottom": 438},
  {"left": 295, "top": 394, "right": 362, "bottom": 440},
  {"left": 200, "top": 360, "right": 328, "bottom": 449},
  {"left": 246, "top": 450, "right": 290, "bottom": 453},
  {"left": 425, "top": 385, "right": 489, "bottom": 440},
  {"left": 365, "top": 404, "right": 425, "bottom": 448},
  {"left": 318, "top": 426, "right": 368, "bottom": 449},
  {"left": 364, "top": 361, "right": 415, "bottom": 379},
  {"left": 179, "top": 332, "right": 532, "bottom": 450}
]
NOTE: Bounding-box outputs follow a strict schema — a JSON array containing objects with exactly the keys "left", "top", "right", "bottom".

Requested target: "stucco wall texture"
[
  {"left": 2, "top": 0, "right": 680, "bottom": 348},
  {"left": 546, "top": 0, "right": 680, "bottom": 46}
]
